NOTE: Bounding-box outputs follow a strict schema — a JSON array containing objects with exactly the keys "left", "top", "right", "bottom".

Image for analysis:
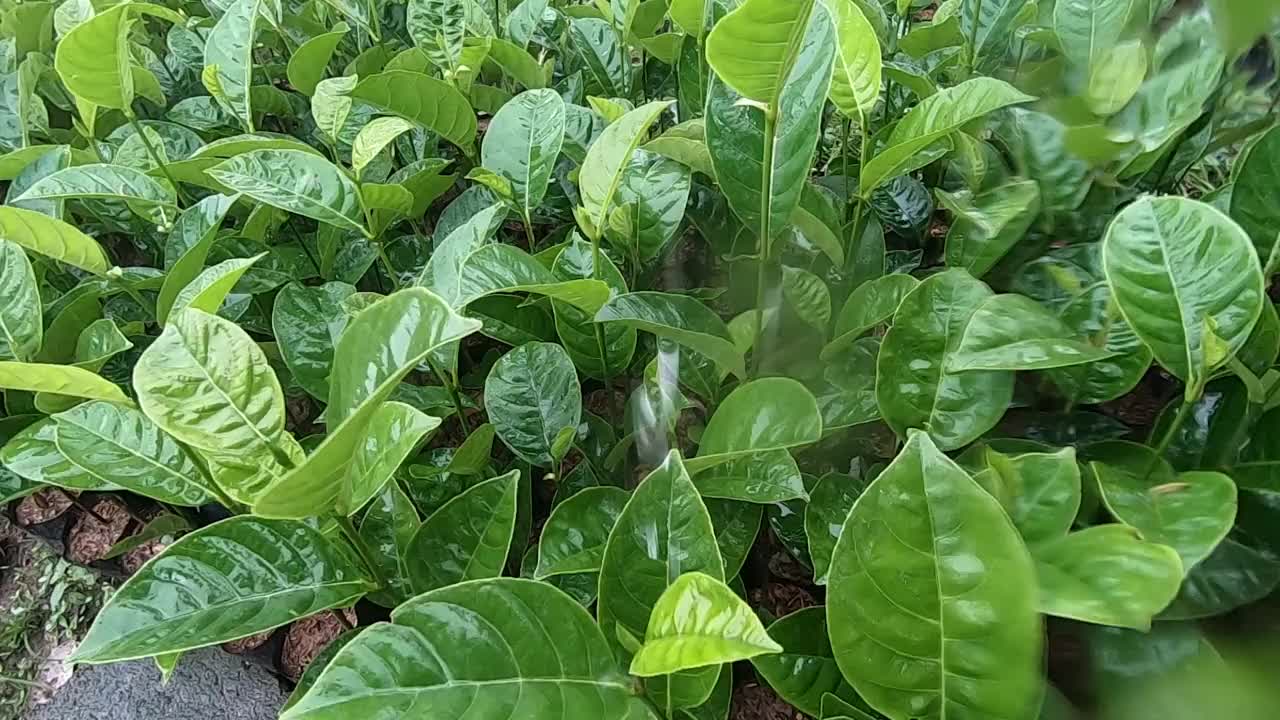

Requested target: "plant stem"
[
  {"left": 967, "top": 0, "right": 984, "bottom": 77},
  {"left": 428, "top": 356, "right": 473, "bottom": 435},
  {"left": 335, "top": 514, "right": 388, "bottom": 589},
  {"left": 126, "top": 113, "right": 188, "bottom": 206},
  {"left": 523, "top": 211, "right": 536, "bottom": 250},
  {"left": 377, "top": 242, "right": 401, "bottom": 291},
  {"left": 1147, "top": 396, "right": 1195, "bottom": 479},
  {"left": 750, "top": 106, "right": 779, "bottom": 378},
  {"left": 591, "top": 232, "right": 618, "bottom": 422},
  {"left": 841, "top": 118, "right": 853, "bottom": 223}
]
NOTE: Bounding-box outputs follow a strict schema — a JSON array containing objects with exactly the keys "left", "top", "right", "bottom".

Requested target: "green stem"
[
  {"left": 377, "top": 241, "right": 401, "bottom": 291},
  {"left": 967, "top": 0, "right": 984, "bottom": 77},
  {"left": 336, "top": 515, "right": 388, "bottom": 589},
  {"left": 750, "top": 107, "right": 779, "bottom": 378},
  {"left": 1147, "top": 396, "right": 1195, "bottom": 479},
  {"left": 841, "top": 117, "right": 853, "bottom": 223},
  {"left": 523, "top": 211, "right": 537, "bottom": 250},
  {"left": 126, "top": 113, "right": 187, "bottom": 206},
  {"left": 591, "top": 232, "right": 618, "bottom": 422},
  {"left": 428, "top": 357, "right": 473, "bottom": 435}
]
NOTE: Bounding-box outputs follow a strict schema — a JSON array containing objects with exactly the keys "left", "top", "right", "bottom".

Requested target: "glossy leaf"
[
  {"left": 0, "top": 206, "right": 110, "bottom": 274},
  {"left": 552, "top": 237, "right": 636, "bottom": 380},
  {"left": 971, "top": 448, "right": 1081, "bottom": 544},
  {"left": 805, "top": 472, "right": 869, "bottom": 585},
  {"left": 350, "top": 71, "right": 477, "bottom": 151},
  {"left": 693, "top": 449, "right": 807, "bottom": 504},
  {"left": 1033, "top": 525, "right": 1184, "bottom": 630},
  {"left": 705, "top": 0, "right": 815, "bottom": 102},
  {"left": 16, "top": 164, "right": 176, "bottom": 211},
  {"left": 407, "top": 0, "right": 466, "bottom": 74},
  {"left": 208, "top": 150, "right": 366, "bottom": 234},
  {"left": 827, "top": 432, "right": 1042, "bottom": 720},
  {"left": 631, "top": 572, "right": 781, "bottom": 676},
  {"left": 281, "top": 579, "right": 652, "bottom": 720},
  {"left": 875, "top": 269, "right": 1014, "bottom": 450},
  {"left": 158, "top": 194, "right": 238, "bottom": 325},
  {"left": 205, "top": 0, "right": 260, "bottom": 130},
  {"left": 485, "top": 342, "right": 582, "bottom": 467},
  {"left": 406, "top": 470, "right": 518, "bottom": 593},
  {"left": 535, "top": 486, "right": 629, "bottom": 578},
  {"left": 689, "top": 378, "right": 821, "bottom": 473},
  {"left": 72, "top": 517, "right": 372, "bottom": 663},
  {"left": 0, "top": 362, "right": 130, "bottom": 405},
  {"left": 940, "top": 179, "right": 1040, "bottom": 277},
  {"left": 949, "top": 294, "right": 1119, "bottom": 372},
  {"left": 0, "top": 239, "right": 40, "bottom": 361},
  {"left": 287, "top": 23, "right": 350, "bottom": 96},
  {"left": 595, "top": 292, "right": 745, "bottom": 378},
  {"left": 359, "top": 479, "right": 421, "bottom": 607},
  {"left": 578, "top": 100, "right": 672, "bottom": 239},
  {"left": 827, "top": 0, "right": 882, "bottom": 122},
  {"left": 1104, "top": 197, "right": 1264, "bottom": 399},
  {"left": 272, "top": 282, "right": 356, "bottom": 402},
  {"left": 1229, "top": 125, "right": 1280, "bottom": 267},
  {"left": 53, "top": 4, "right": 132, "bottom": 109},
  {"left": 753, "top": 607, "right": 859, "bottom": 717},
  {"left": 482, "top": 89, "right": 565, "bottom": 222},
  {"left": 823, "top": 273, "right": 918, "bottom": 359}
]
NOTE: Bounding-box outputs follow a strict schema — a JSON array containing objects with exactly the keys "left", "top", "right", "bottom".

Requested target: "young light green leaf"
[
  {"left": 208, "top": 150, "right": 366, "bottom": 234},
  {"left": 0, "top": 362, "right": 130, "bottom": 406},
  {"left": 53, "top": 4, "right": 132, "bottom": 109},
  {"left": 71, "top": 517, "right": 372, "bottom": 663},
  {"left": 406, "top": 470, "right": 518, "bottom": 593},
  {"left": 351, "top": 117, "right": 417, "bottom": 178},
  {"left": 157, "top": 194, "right": 238, "bottom": 324},
  {"left": 0, "top": 239, "right": 41, "bottom": 361},
  {"left": 15, "top": 164, "right": 177, "bottom": 210},
  {"left": 578, "top": 100, "right": 673, "bottom": 238},
  {"left": 168, "top": 254, "right": 264, "bottom": 319},
  {"left": 350, "top": 70, "right": 477, "bottom": 151},
  {"left": 0, "top": 206, "right": 111, "bottom": 274},
  {"left": 286, "top": 23, "right": 350, "bottom": 96},
  {"left": 631, "top": 572, "right": 781, "bottom": 676},
  {"left": 482, "top": 89, "right": 565, "bottom": 224},
  {"left": 205, "top": 0, "right": 261, "bottom": 130},
  {"left": 688, "top": 378, "right": 821, "bottom": 473},
  {"left": 827, "top": 432, "right": 1042, "bottom": 720},
  {"left": 827, "top": 0, "right": 882, "bottom": 122},
  {"left": 705, "top": 0, "right": 815, "bottom": 103}
]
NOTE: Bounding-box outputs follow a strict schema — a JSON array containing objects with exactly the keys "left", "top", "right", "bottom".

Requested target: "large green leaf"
[
  {"left": 968, "top": 447, "right": 1081, "bottom": 544},
  {"left": 205, "top": 0, "right": 261, "bottom": 130},
  {"left": 705, "top": 7, "right": 834, "bottom": 242},
  {"left": 0, "top": 239, "right": 40, "bottom": 361},
  {"left": 552, "top": 237, "right": 636, "bottom": 380},
  {"left": 485, "top": 342, "right": 581, "bottom": 467},
  {"left": 859, "top": 78, "right": 1034, "bottom": 195},
  {"left": 535, "top": 486, "right": 629, "bottom": 578},
  {"left": 16, "top": 164, "right": 176, "bottom": 211},
  {"left": 804, "top": 471, "right": 869, "bottom": 585},
  {"left": 599, "top": 451, "right": 724, "bottom": 652},
  {"left": 2, "top": 418, "right": 114, "bottom": 491},
  {"left": 631, "top": 572, "right": 781, "bottom": 676},
  {"left": 359, "top": 482, "right": 420, "bottom": 607},
  {"left": 705, "top": 0, "right": 815, "bottom": 103},
  {"left": 578, "top": 100, "right": 673, "bottom": 240},
  {"left": 1229, "top": 125, "right": 1280, "bottom": 267},
  {"left": 51, "top": 401, "right": 213, "bottom": 507},
  {"left": 752, "top": 607, "right": 860, "bottom": 717},
  {"left": 406, "top": 470, "right": 518, "bottom": 593},
  {"left": 272, "top": 282, "right": 356, "bottom": 402},
  {"left": 286, "top": 23, "right": 350, "bottom": 97},
  {"left": 1032, "top": 525, "right": 1183, "bottom": 631},
  {"left": 0, "top": 362, "right": 130, "bottom": 405},
  {"left": 1103, "top": 197, "right": 1264, "bottom": 399},
  {"left": 822, "top": 273, "right": 918, "bottom": 359},
  {"left": 606, "top": 150, "right": 692, "bottom": 263},
  {"left": 481, "top": 89, "right": 565, "bottom": 224},
  {"left": 349, "top": 71, "right": 477, "bottom": 151},
  {"left": 827, "top": 0, "right": 882, "bottom": 122},
  {"left": 53, "top": 3, "right": 132, "bottom": 109},
  {"left": 875, "top": 269, "right": 1014, "bottom": 450},
  {"left": 1053, "top": 0, "right": 1137, "bottom": 70},
  {"left": 948, "top": 294, "right": 1119, "bottom": 372},
  {"left": 827, "top": 432, "right": 1042, "bottom": 720},
  {"left": 208, "top": 150, "right": 366, "bottom": 234},
  {"left": 413, "top": 203, "right": 505, "bottom": 305},
  {"left": 595, "top": 292, "right": 745, "bottom": 378},
  {"left": 407, "top": 0, "right": 466, "bottom": 74},
  {"left": 0, "top": 206, "right": 110, "bottom": 274},
  {"left": 280, "top": 578, "right": 654, "bottom": 720},
  {"left": 569, "top": 18, "right": 628, "bottom": 97},
  {"left": 940, "top": 179, "right": 1040, "bottom": 278},
  {"left": 455, "top": 244, "right": 611, "bottom": 312},
  {"left": 71, "top": 517, "right": 372, "bottom": 663},
  {"left": 1093, "top": 463, "right": 1236, "bottom": 572},
  {"left": 688, "top": 378, "right": 821, "bottom": 473},
  {"left": 253, "top": 288, "right": 480, "bottom": 517}
]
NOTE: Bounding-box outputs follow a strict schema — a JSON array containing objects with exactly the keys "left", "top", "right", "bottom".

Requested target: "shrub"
[{"left": 1, "top": 0, "right": 1279, "bottom": 718}]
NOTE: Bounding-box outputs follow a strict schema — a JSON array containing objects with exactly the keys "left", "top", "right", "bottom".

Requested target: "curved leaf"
[
  {"left": 0, "top": 362, "right": 130, "bottom": 405},
  {"left": 351, "top": 116, "right": 417, "bottom": 178},
  {"left": 948, "top": 294, "right": 1119, "bottom": 372},
  {"left": 360, "top": 482, "right": 420, "bottom": 607},
  {"left": 456, "top": 243, "right": 611, "bottom": 312},
  {"left": 0, "top": 206, "right": 110, "bottom": 274},
  {"left": 54, "top": 3, "right": 132, "bottom": 109},
  {"left": 552, "top": 237, "right": 637, "bottom": 380},
  {"left": 406, "top": 470, "right": 518, "bottom": 593},
  {"left": 535, "top": 486, "right": 630, "bottom": 578},
  {"left": 827, "top": 0, "right": 882, "bottom": 121},
  {"left": 0, "top": 239, "right": 40, "bottom": 361},
  {"left": 631, "top": 572, "right": 781, "bottom": 676},
  {"left": 805, "top": 472, "right": 869, "bottom": 585},
  {"left": 689, "top": 378, "right": 821, "bottom": 472},
  {"left": 595, "top": 291, "right": 745, "bottom": 379},
  {"left": 1230, "top": 125, "right": 1280, "bottom": 266},
  {"left": 485, "top": 342, "right": 581, "bottom": 467},
  {"left": 16, "top": 164, "right": 176, "bottom": 209},
  {"left": 208, "top": 150, "right": 366, "bottom": 234},
  {"left": 287, "top": 23, "right": 350, "bottom": 96},
  {"left": 827, "top": 432, "right": 1042, "bottom": 720},
  {"left": 205, "top": 0, "right": 261, "bottom": 130},
  {"left": 71, "top": 517, "right": 372, "bottom": 663},
  {"left": 822, "top": 273, "right": 918, "bottom": 359},
  {"left": 579, "top": 100, "right": 673, "bottom": 239},
  {"left": 752, "top": 607, "right": 860, "bottom": 717},
  {"left": 693, "top": 449, "right": 807, "bottom": 504},
  {"left": 705, "top": 0, "right": 815, "bottom": 103},
  {"left": 1, "top": 419, "right": 114, "bottom": 490},
  {"left": 1104, "top": 197, "right": 1264, "bottom": 399},
  {"left": 169, "top": 254, "right": 263, "bottom": 319},
  {"left": 350, "top": 70, "right": 477, "bottom": 151},
  {"left": 273, "top": 282, "right": 356, "bottom": 402}
]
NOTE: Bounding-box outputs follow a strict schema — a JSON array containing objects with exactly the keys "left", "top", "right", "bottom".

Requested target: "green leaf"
[
  {"left": 688, "top": 378, "right": 821, "bottom": 473},
  {"left": 1032, "top": 525, "right": 1184, "bottom": 631},
  {"left": 1229, "top": 125, "right": 1280, "bottom": 267},
  {"left": 1, "top": 418, "right": 112, "bottom": 491},
  {"left": 1093, "top": 463, "right": 1237, "bottom": 572},
  {"left": 360, "top": 482, "right": 420, "bottom": 607},
  {"left": 311, "top": 76, "right": 356, "bottom": 145},
  {"left": 1086, "top": 39, "right": 1148, "bottom": 117},
  {"left": 595, "top": 291, "right": 745, "bottom": 379},
  {"left": 157, "top": 194, "right": 238, "bottom": 325},
  {"left": 16, "top": 164, "right": 176, "bottom": 211},
  {"left": 822, "top": 273, "right": 918, "bottom": 360},
  {"left": 0, "top": 362, "right": 130, "bottom": 406},
  {"left": 53, "top": 3, "right": 132, "bottom": 109},
  {"left": 287, "top": 23, "right": 350, "bottom": 97},
  {"left": 948, "top": 294, "right": 1120, "bottom": 372},
  {"left": 599, "top": 451, "right": 724, "bottom": 653},
  {"left": 752, "top": 607, "right": 860, "bottom": 717},
  {"left": 1160, "top": 538, "right": 1280, "bottom": 620},
  {"left": 272, "top": 282, "right": 356, "bottom": 402},
  {"left": 350, "top": 70, "right": 477, "bottom": 151},
  {"left": 169, "top": 255, "right": 264, "bottom": 319},
  {"left": 570, "top": 18, "right": 629, "bottom": 97},
  {"left": 407, "top": 0, "right": 466, "bottom": 74},
  {"left": 72, "top": 517, "right": 371, "bottom": 663},
  {"left": 0, "top": 239, "right": 40, "bottom": 361},
  {"left": 253, "top": 288, "right": 480, "bottom": 517},
  {"left": 693, "top": 449, "right": 807, "bottom": 504},
  {"left": 0, "top": 205, "right": 110, "bottom": 274},
  {"left": 1104, "top": 197, "right": 1264, "bottom": 399},
  {"left": 631, "top": 572, "right": 781, "bottom": 676},
  {"left": 280, "top": 578, "right": 652, "bottom": 720},
  {"left": 481, "top": 89, "right": 564, "bottom": 223},
  {"left": 51, "top": 401, "right": 213, "bottom": 506},
  {"left": 827, "top": 0, "right": 882, "bottom": 122},
  {"left": 208, "top": 150, "right": 366, "bottom": 235},
  {"left": 445, "top": 423, "right": 496, "bottom": 475},
  {"left": 827, "top": 432, "right": 1042, "bottom": 720},
  {"left": 351, "top": 117, "right": 417, "bottom": 179},
  {"left": 552, "top": 237, "right": 637, "bottom": 380},
  {"left": 488, "top": 38, "right": 548, "bottom": 90},
  {"left": 707, "top": 499, "right": 761, "bottom": 580},
  {"left": 940, "top": 179, "right": 1040, "bottom": 277},
  {"left": 485, "top": 341, "right": 582, "bottom": 467},
  {"left": 406, "top": 470, "right": 518, "bottom": 593},
  {"left": 705, "top": 8, "right": 834, "bottom": 242},
  {"left": 578, "top": 100, "right": 672, "bottom": 239},
  {"left": 859, "top": 78, "right": 1034, "bottom": 195},
  {"left": 705, "top": 0, "right": 815, "bottom": 103},
  {"left": 205, "top": 0, "right": 261, "bottom": 130},
  {"left": 970, "top": 447, "right": 1081, "bottom": 544},
  {"left": 605, "top": 150, "right": 692, "bottom": 263},
  {"left": 805, "top": 472, "right": 869, "bottom": 585},
  {"left": 875, "top": 269, "right": 1014, "bottom": 450},
  {"left": 781, "top": 266, "right": 831, "bottom": 332},
  {"left": 1053, "top": 0, "right": 1137, "bottom": 70},
  {"left": 535, "top": 486, "right": 630, "bottom": 578}
]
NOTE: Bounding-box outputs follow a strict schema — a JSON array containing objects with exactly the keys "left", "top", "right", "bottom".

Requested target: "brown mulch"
[
  {"left": 1099, "top": 368, "right": 1173, "bottom": 430},
  {"left": 749, "top": 582, "right": 817, "bottom": 620},
  {"left": 15, "top": 489, "right": 73, "bottom": 526},
  {"left": 66, "top": 498, "right": 131, "bottom": 564},
  {"left": 731, "top": 682, "right": 805, "bottom": 720},
  {"left": 222, "top": 630, "right": 274, "bottom": 654},
  {"left": 280, "top": 609, "right": 357, "bottom": 681}
]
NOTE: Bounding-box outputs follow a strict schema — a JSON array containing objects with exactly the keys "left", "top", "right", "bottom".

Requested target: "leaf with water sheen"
[
  {"left": 0, "top": 240, "right": 40, "bottom": 361},
  {"left": 485, "top": 342, "right": 582, "bottom": 467},
  {"left": 948, "top": 294, "right": 1119, "bottom": 372},
  {"left": 208, "top": 150, "right": 366, "bottom": 234},
  {"left": 0, "top": 206, "right": 110, "bottom": 274},
  {"left": 752, "top": 607, "right": 860, "bottom": 717},
  {"left": 406, "top": 470, "right": 518, "bottom": 593},
  {"left": 595, "top": 292, "right": 745, "bottom": 379},
  {"left": 481, "top": 89, "right": 565, "bottom": 222},
  {"left": 349, "top": 71, "right": 477, "bottom": 151},
  {"left": 205, "top": 0, "right": 261, "bottom": 130},
  {"left": 535, "top": 486, "right": 630, "bottom": 578},
  {"left": 827, "top": 432, "right": 1042, "bottom": 720},
  {"left": 688, "top": 378, "right": 821, "bottom": 473}
]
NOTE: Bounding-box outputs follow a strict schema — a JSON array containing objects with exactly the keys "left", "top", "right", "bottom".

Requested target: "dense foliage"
[{"left": 2, "top": 0, "right": 1280, "bottom": 717}]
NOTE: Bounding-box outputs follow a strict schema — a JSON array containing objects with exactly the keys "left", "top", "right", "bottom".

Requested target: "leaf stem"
[
  {"left": 376, "top": 241, "right": 401, "bottom": 291},
  {"left": 967, "top": 0, "right": 984, "bottom": 77},
  {"left": 125, "top": 113, "right": 187, "bottom": 207},
  {"left": 428, "top": 356, "right": 473, "bottom": 435},
  {"left": 335, "top": 514, "right": 388, "bottom": 589},
  {"left": 750, "top": 105, "right": 779, "bottom": 378},
  {"left": 591, "top": 233, "right": 619, "bottom": 423},
  {"left": 1147, "top": 396, "right": 1195, "bottom": 479}
]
